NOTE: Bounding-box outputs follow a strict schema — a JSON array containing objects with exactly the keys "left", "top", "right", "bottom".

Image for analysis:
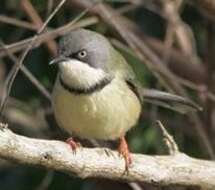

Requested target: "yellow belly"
[{"left": 52, "top": 78, "right": 141, "bottom": 140}]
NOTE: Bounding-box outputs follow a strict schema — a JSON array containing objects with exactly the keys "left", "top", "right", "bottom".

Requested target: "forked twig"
[{"left": 156, "top": 120, "right": 179, "bottom": 155}]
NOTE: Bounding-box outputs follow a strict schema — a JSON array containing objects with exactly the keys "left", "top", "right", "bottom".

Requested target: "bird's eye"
[{"left": 77, "top": 50, "right": 87, "bottom": 59}]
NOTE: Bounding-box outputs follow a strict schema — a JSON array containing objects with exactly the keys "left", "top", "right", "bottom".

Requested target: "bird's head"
[{"left": 50, "top": 29, "right": 115, "bottom": 89}]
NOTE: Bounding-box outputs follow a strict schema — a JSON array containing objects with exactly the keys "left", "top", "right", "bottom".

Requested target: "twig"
[
  {"left": 176, "top": 73, "right": 215, "bottom": 102},
  {"left": 117, "top": 4, "right": 139, "bottom": 14},
  {"left": 161, "top": 0, "right": 201, "bottom": 77},
  {"left": 161, "top": 0, "right": 196, "bottom": 56},
  {"left": 0, "top": 15, "right": 37, "bottom": 30},
  {"left": 156, "top": 120, "right": 179, "bottom": 155},
  {"left": 0, "top": 0, "right": 66, "bottom": 116},
  {"left": 46, "top": 0, "right": 54, "bottom": 17},
  {"left": 0, "top": 124, "right": 214, "bottom": 189},
  {"left": 0, "top": 40, "right": 51, "bottom": 101},
  {"left": 21, "top": 0, "right": 58, "bottom": 55}
]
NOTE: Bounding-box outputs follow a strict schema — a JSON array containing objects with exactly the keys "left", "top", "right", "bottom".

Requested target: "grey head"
[{"left": 57, "top": 28, "right": 114, "bottom": 70}]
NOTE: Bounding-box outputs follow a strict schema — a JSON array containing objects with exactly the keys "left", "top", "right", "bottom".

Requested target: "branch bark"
[{"left": 0, "top": 124, "right": 215, "bottom": 189}]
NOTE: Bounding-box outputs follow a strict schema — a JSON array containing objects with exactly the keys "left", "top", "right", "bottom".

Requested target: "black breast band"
[{"left": 59, "top": 76, "right": 112, "bottom": 95}]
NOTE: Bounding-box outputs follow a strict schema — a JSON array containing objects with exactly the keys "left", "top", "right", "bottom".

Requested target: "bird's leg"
[
  {"left": 66, "top": 137, "right": 81, "bottom": 153},
  {"left": 118, "top": 136, "right": 132, "bottom": 171}
]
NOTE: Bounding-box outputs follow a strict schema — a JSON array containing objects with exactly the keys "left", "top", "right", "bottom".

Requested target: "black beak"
[{"left": 49, "top": 56, "right": 69, "bottom": 65}]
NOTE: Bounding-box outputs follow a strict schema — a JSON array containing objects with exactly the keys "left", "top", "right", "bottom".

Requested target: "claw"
[
  {"left": 66, "top": 137, "right": 81, "bottom": 153},
  {"left": 118, "top": 136, "right": 132, "bottom": 172}
]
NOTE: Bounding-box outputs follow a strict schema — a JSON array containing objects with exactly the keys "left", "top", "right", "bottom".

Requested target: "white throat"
[{"left": 59, "top": 59, "right": 107, "bottom": 89}]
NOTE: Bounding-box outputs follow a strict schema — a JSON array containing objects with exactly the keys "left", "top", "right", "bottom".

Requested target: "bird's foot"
[
  {"left": 118, "top": 136, "right": 132, "bottom": 172},
  {"left": 66, "top": 137, "right": 81, "bottom": 153}
]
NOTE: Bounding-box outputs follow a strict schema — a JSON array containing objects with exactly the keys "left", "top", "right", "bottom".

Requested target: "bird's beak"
[{"left": 49, "top": 56, "right": 68, "bottom": 65}]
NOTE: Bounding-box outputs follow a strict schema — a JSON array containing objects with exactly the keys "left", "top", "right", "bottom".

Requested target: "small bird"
[{"left": 51, "top": 29, "right": 200, "bottom": 170}]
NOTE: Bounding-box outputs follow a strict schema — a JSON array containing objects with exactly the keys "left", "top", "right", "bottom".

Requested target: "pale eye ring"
[{"left": 77, "top": 50, "right": 87, "bottom": 58}]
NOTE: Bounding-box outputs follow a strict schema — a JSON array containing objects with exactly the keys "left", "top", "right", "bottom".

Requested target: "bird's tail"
[{"left": 142, "top": 89, "right": 202, "bottom": 114}]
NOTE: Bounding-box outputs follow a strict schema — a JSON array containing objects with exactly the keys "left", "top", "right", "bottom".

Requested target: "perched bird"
[{"left": 51, "top": 28, "right": 200, "bottom": 169}]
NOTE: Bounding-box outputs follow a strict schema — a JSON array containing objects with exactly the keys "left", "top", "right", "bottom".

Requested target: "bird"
[{"left": 51, "top": 28, "right": 201, "bottom": 170}]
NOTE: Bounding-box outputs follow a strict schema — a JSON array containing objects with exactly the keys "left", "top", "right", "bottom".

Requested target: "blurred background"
[{"left": 0, "top": 0, "right": 215, "bottom": 190}]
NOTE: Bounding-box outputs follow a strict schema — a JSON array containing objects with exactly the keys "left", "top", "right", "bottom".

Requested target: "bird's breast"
[{"left": 52, "top": 77, "right": 141, "bottom": 140}]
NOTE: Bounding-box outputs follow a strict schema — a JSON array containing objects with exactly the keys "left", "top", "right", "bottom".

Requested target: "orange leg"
[
  {"left": 66, "top": 137, "right": 81, "bottom": 152},
  {"left": 118, "top": 136, "right": 132, "bottom": 171}
]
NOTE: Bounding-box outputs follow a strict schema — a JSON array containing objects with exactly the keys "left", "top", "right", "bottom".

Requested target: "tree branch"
[{"left": 0, "top": 123, "right": 214, "bottom": 189}]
